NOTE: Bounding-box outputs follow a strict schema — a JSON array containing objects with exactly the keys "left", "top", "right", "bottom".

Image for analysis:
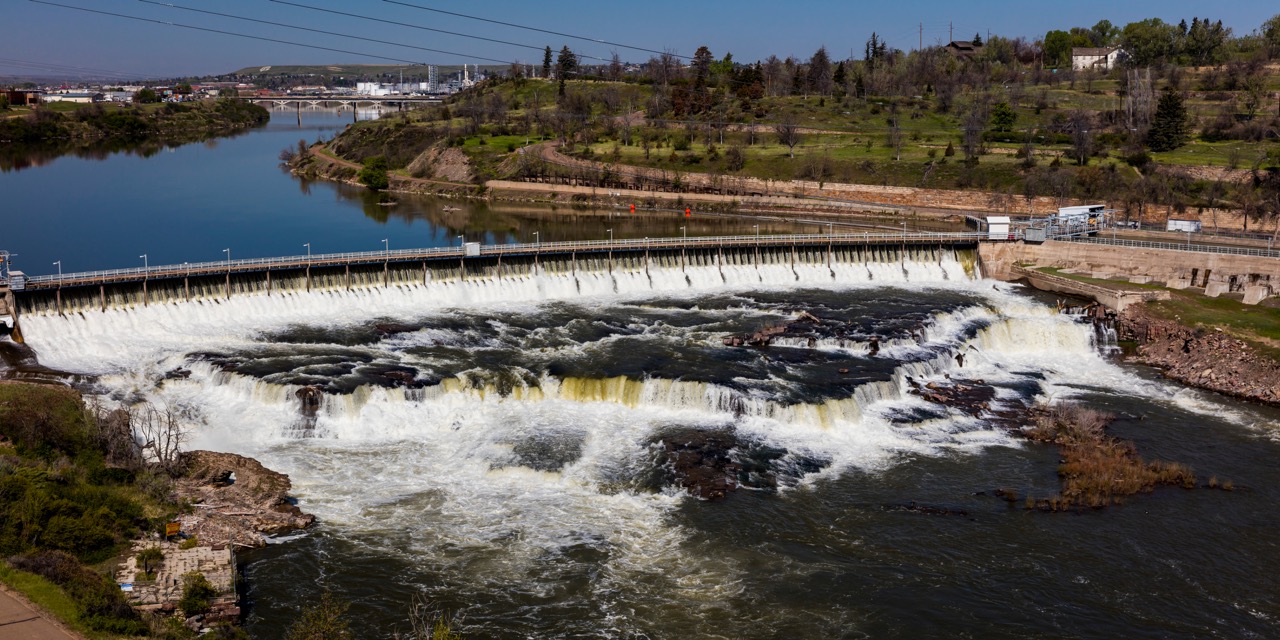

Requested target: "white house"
[{"left": 1071, "top": 47, "right": 1123, "bottom": 71}]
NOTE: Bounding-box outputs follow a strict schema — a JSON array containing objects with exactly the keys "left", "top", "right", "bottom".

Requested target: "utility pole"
[
  {"left": 950, "top": 22, "right": 953, "bottom": 43},
  {"left": 919, "top": 22, "right": 923, "bottom": 51}
]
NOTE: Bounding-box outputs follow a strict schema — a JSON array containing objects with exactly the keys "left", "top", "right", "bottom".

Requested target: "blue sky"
[{"left": 4, "top": 0, "right": 1276, "bottom": 78}]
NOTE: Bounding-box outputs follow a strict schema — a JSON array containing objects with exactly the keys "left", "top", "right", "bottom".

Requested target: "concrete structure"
[
  {"left": 1007, "top": 264, "right": 1169, "bottom": 312},
  {"left": 43, "top": 92, "right": 99, "bottom": 103},
  {"left": 979, "top": 239, "right": 1279, "bottom": 306},
  {"left": 1072, "top": 47, "right": 1123, "bottom": 71}
]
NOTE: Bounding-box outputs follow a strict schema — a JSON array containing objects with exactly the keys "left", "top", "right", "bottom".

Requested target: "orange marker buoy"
[
  {"left": 685, "top": 208, "right": 691, "bottom": 217},
  {"left": 630, "top": 204, "right": 636, "bottom": 212}
]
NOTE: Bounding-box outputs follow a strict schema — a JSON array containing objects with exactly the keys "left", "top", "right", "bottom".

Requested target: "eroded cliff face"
[{"left": 1119, "top": 305, "right": 1280, "bottom": 405}]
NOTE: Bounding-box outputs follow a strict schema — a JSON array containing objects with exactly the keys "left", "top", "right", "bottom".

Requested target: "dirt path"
[
  {"left": 307, "top": 145, "right": 473, "bottom": 189},
  {"left": 0, "top": 583, "right": 84, "bottom": 640}
]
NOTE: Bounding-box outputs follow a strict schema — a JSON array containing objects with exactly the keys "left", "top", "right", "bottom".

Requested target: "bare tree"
[
  {"left": 886, "top": 106, "right": 904, "bottom": 161},
  {"left": 775, "top": 116, "right": 802, "bottom": 158},
  {"left": 132, "top": 402, "right": 189, "bottom": 476},
  {"left": 607, "top": 51, "right": 624, "bottom": 82},
  {"left": 1069, "top": 110, "right": 1096, "bottom": 166}
]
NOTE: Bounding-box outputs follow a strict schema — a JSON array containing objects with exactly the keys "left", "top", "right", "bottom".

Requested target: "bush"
[
  {"left": 724, "top": 145, "right": 746, "bottom": 171},
  {"left": 286, "top": 591, "right": 353, "bottom": 640},
  {"left": 1124, "top": 152, "right": 1152, "bottom": 169},
  {"left": 9, "top": 551, "right": 147, "bottom": 633},
  {"left": 179, "top": 572, "right": 217, "bottom": 616},
  {"left": 357, "top": 156, "right": 390, "bottom": 191}
]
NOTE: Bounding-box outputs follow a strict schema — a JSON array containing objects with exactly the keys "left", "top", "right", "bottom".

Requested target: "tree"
[
  {"left": 972, "top": 32, "right": 984, "bottom": 47},
  {"left": 219, "top": 86, "right": 239, "bottom": 98},
  {"left": 691, "top": 46, "right": 714, "bottom": 88},
  {"left": 774, "top": 116, "right": 802, "bottom": 158},
  {"left": 541, "top": 46, "right": 552, "bottom": 78},
  {"left": 555, "top": 45, "right": 577, "bottom": 96},
  {"left": 0, "top": 94, "right": 8, "bottom": 111},
  {"left": 807, "top": 46, "right": 833, "bottom": 96},
  {"left": 1043, "top": 30, "right": 1074, "bottom": 68},
  {"left": 607, "top": 51, "right": 624, "bottom": 81},
  {"left": 287, "top": 592, "right": 353, "bottom": 640},
  {"left": 1090, "top": 20, "right": 1118, "bottom": 47},
  {"left": 1069, "top": 110, "right": 1096, "bottom": 165},
  {"left": 1147, "top": 87, "right": 1188, "bottom": 152},
  {"left": 132, "top": 402, "right": 188, "bottom": 476},
  {"left": 1120, "top": 18, "right": 1178, "bottom": 67},
  {"left": 1263, "top": 14, "right": 1280, "bottom": 56},
  {"left": 1184, "top": 18, "right": 1230, "bottom": 66},
  {"left": 990, "top": 102, "right": 1017, "bottom": 131},
  {"left": 134, "top": 88, "right": 160, "bottom": 104},
  {"left": 864, "top": 33, "right": 888, "bottom": 70}
]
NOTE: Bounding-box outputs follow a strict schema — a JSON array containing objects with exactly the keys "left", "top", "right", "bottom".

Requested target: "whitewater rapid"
[{"left": 19, "top": 256, "right": 1258, "bottom": 635}]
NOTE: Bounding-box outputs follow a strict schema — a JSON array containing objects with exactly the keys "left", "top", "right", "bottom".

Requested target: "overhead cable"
[{"left": 380, "top": 0, "right": 687, "bottom": 60}]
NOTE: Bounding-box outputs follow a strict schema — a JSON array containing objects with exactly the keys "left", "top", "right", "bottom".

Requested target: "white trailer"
[{"left": 1167, "top": 219, "right": 1202, "bottom": 233}]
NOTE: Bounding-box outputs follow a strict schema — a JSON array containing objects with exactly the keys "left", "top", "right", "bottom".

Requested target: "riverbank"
[
  {"left": 0, "top": 99, "right": 269, "bottom": 170},
  {"left": 1119, "top": 302, "right": 1280, "bottom": 405}
]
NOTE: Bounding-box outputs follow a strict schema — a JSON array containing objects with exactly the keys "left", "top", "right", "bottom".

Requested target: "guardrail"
[
  {"left": 22, "top": 232, "right": 987, "bottom": 288},
  {"left": 1058, "top": 236, "right": 1280, "bottom": 259}
]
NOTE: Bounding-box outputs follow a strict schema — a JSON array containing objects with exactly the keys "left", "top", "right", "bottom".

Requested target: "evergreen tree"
[
  {"left": 1147, "top": 87, "right": 1188, "bottom": 152},
  {"left": 556, "top": 45, "right": 578, "bottom": 96},
  {"left": 542, "top": 46, "right": 552, "bottom": 79},
  {"left": 972, "top": 32, "right": 983, "bottom": 47}
]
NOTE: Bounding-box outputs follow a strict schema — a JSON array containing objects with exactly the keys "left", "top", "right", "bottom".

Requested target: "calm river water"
[{"left": 7, "top": 109, "right": 1280, "bottom": 639}]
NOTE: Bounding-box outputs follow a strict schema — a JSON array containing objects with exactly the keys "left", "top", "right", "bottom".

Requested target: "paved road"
[{"left": 0, "top": 585, "right": 82, "bottom": 640}]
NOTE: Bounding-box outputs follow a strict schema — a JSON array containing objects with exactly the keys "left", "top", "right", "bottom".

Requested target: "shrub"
[
  {"left": 179, "top": 572, "right": 217, "bottom": 616},
  {"left": 724, "top": 145, "right": 746, "bottom": 171},
  {"left": 286, "top": 591, "right": 353, "bottom": 640},
  {"left": 357, "top": 156, "right": 390, "bottom": 191},
  {"left": 9, "top": 550, "right": 146, "bottom": 633}
]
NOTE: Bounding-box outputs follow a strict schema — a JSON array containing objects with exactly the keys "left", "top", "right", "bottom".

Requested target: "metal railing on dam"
[{"left": 22, "top": 232, "right": 988, "bottom": 290}]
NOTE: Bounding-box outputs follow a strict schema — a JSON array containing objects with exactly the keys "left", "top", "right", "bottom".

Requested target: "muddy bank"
[{"left": 1118, "top": 304, "right": 1280, "bottom": 405}]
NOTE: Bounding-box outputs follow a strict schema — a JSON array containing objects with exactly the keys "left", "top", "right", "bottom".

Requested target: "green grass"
[
  {"left": 1035, "top": 267, "right": 1168, "bottom": 291},
  {"left": 1148, "top": 290, "right": 1280, "bottom": 344},
  {"left": 0, "top": 563, "right": 123, "bottom": 640}
]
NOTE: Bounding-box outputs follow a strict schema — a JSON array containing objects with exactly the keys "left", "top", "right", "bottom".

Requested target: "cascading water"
[{"left": 17, "top": 251, "right": 1270, "bottom": 639}]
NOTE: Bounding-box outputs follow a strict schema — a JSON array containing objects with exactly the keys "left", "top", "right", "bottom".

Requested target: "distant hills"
[{"left": 226, "top": 63, "right": 506, "bottom": 77}]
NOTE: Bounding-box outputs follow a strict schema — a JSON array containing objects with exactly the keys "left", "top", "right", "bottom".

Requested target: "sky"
[{"left": 3, "top": 0, "right": 1276, "bottom": 79}]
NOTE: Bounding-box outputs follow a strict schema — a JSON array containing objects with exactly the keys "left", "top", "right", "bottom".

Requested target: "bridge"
[
  {"left": 3, "top": 231, "right": 992, "bottom": 320},
  {"left": 241, "top": 95, "right": 443, "bottom": 109},
  {"left": 20, "top": 232, "right": 987, "bottom": 292}
]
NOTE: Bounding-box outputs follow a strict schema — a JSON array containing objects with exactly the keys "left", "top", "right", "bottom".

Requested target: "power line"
[
  {"left": 135, "top": 0, "right": 515, "bottom": 65},
  {"left": 0, "top": 57, "right": 147, "bottom": 79},
  {"left": 27, "top": 1, "right": 486, "bottom": 68},
  {"left": 379, "top": 0, "right": 687, "bottom": 60},
  {"left": 268, "top": 0, "right": 605, "bottom": 62}
]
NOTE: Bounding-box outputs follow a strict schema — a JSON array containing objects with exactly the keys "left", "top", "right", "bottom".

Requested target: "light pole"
[
  {"left": 382, "top": 238, "right": 389, "bottom": 256},
  {"left": 53, "top": 261, "right": 61, "bottom": 286},
  {"left": 533, "top": 231, "right": 539, "bottom": 247},
  {"left": 304, "top": 242, "right": 311, "bottom": 262},
  {"left": 680, "top": 226, "right": 687, "bottom": 241},
  {"left": 606, "top": 228, "right": 613, "bottom": 244},
  {"left": 222, "top": 248, "right": 230, "bottom": 268},
  {"left": 139, "top": 254, "right": 148, "bottom": 271},
  {"left": 753, "top": 224, "right": 760, "bottom": 243},
  {"left": 456, "top": 234, "right": 464, "bottom": 248}
]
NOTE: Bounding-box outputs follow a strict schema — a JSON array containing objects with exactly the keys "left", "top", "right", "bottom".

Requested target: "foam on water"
[{"left": 21, "top": 259, "right": 1268, "bottom": 634}]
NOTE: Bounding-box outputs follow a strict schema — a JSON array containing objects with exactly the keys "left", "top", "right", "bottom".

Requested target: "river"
[{"left": 7, "top": 109, "right": 1280, "bottom": 639}]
